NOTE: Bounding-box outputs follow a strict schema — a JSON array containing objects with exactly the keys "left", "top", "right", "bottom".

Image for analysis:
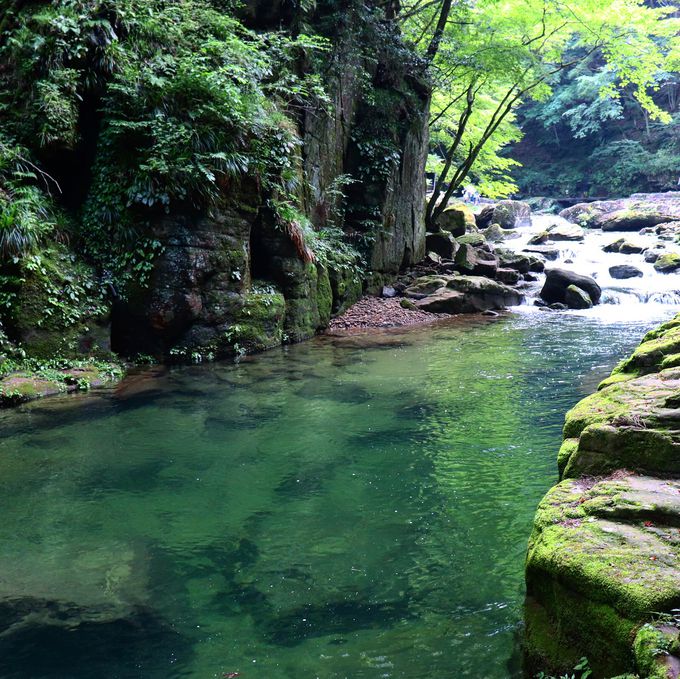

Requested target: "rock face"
[
  {"left": 112, "top": 4, "right": 430, "bottom": 360},
  {"left": 524, "top": 315, "right": 680, "bottom": 678},
  {"left": 476, "top": 200, "right": 532, "bottom": 229},
  {"left": 540, "top": 269, "right": 602, "bottom": 306},
  {"left": 560, "top": 192, "right": 680, "bottom": 230}
]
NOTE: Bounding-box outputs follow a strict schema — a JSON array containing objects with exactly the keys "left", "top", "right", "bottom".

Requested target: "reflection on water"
[{"left": 0, "top": 310, "right": 675, "bottom": 678}]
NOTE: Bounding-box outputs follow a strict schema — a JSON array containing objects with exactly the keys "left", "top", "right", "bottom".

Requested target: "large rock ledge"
[{"left": 525, "top": 315, "right": 680, "bottom": 679}]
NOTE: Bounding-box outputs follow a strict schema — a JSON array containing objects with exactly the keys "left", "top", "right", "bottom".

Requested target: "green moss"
[
  {"left": 598, "top": 371, "right": 638, "bottom": 390},
  {"left": 557, "top": 438, "right": 579, "bottom": 476},
  {"left": 564, "top": 424, "right": 680, "bottom": 478},
  {"left": 226, "top": 284, "right": 285, "bottom": 354},
  {"left": 563, "top": 384, "right": 632, "bottom": 439},
  {"left": 634, "top": 624, "right": 680, "bottom": 679},
  {"left": 654, "top": 253, "right": 680, "bottom": 274}
]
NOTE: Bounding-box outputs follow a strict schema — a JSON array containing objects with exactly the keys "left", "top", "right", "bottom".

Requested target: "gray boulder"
[
  {"left": 609, "top": 265, "right": 643, "bottom": 280},
  {"left": 415, "top": 276, "right": 523, "bottom": 314},
  {"left": 540, "top": 268, "right": 602, "bottom": 305}
]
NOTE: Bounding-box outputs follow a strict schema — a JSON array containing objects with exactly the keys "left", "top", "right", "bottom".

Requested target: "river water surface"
[{"left": 1, "top": 223, "right": 679, "bottom": 678}]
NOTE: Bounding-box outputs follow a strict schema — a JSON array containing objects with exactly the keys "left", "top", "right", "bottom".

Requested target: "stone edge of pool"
[{"left": 524, "top": 313, "right": 680, "bottom": 678}]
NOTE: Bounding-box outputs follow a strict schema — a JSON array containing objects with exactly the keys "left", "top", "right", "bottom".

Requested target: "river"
[{"left": 0, "top": 218, "right": 678, "bottom": 678}]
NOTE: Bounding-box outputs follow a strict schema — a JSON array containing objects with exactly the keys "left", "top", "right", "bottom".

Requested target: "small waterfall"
[{"left": 506, "top": 213, "right": 680, "bottom": 318}]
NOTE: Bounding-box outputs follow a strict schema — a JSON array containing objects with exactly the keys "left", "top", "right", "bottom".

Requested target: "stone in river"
[
  {"left": 654, "top": 253, "right": 680, "bottom": 274},
  {"left": 540, "top": 268, "right": 601, "bottom": 305},
  {"left": 609, "top": 265, "right": 643, "bottom": 280},
  {"left": 564, "top": 285, "right": 593, "bottom": 309}
]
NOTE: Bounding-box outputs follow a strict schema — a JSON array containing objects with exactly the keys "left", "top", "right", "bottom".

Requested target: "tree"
[{"left": 399, "top": 0, "right": 679, "bottom": 228}]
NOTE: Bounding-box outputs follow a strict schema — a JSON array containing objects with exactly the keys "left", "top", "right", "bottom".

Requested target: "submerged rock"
[{"left": 540, "top": 269, "right": 601, "bottom": 306}]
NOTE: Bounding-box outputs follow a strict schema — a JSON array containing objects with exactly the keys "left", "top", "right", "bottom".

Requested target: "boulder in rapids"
[
  {"left": 609, "top": 265, "right": 643, "bottom": 280},
  {"left": 564, "top": 285, "right": 593, "bottom": 309},
  {"left": 540, "top": 268, "right": 601, "bottom": 305},
  {"left": 523, "top": 245, "right": 560, "bottom": 261},
  {"left": 653, "top": 253, "right": 680, "bottom": 274},
  {"left": 528, "top": 231, "right": 549, "bottom": 245},
  {"left": 597, "top": 208, "right": 678, "bottom": 232},
  {"left": 546, "top": 223, "right": 585, "bottom": 241},
  {"left": 495, "top": 268, "right": 521, "bottom": 285},
  {"left": 475, "top": 200, "right": 531, "bottom": 229}
]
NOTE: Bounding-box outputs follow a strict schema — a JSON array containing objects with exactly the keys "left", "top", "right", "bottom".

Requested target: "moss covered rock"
[
  {"left": 525, "top": 312, "right": 680, "bottom": 678},
  {"left": 654, "top": 253, "right": 680, "bottom": 274},
  {"left": 436, "top": 203, "right": 476, "bottom": 237}
]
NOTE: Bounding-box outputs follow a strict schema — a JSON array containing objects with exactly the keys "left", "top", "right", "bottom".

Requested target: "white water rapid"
[{"left": 506, "top": 213, "right": 680, "bottom": 322}]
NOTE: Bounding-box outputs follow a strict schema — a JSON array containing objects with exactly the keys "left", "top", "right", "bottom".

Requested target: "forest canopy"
[{"left": 400, "top": 0, "right": 680, "bottom": 223}]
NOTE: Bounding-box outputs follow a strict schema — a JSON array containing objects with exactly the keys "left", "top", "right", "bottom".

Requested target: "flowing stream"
[{"left": 1, "top": 218, "right": 680, "bottom": 678}]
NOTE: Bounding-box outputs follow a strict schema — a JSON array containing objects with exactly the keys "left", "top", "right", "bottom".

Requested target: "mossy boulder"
[
  {"left": 654, "top": 253, "right": 680, "bottom": 274},
  {"left": 598, "top": 208, "right": 678, "bottom": 232},
  {"left": 525, "top": 312, "right": 680, "bottom": 678},
  {"left": 541, "top": 268, "right": 601, "bottom": 306},
  {"left": 526, "top": 473, "right": 680, "bottom": 677},
  {"left": 436, "top": 203, "right": 476, "bottom": 237},
  {"left": 564, "top": 284, "right": 593, "bottom": 310}
]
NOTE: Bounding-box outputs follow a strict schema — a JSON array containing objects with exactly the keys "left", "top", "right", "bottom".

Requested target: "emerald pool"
[{"left": 0, "top": 309, "right": 672, "bottom": 678}]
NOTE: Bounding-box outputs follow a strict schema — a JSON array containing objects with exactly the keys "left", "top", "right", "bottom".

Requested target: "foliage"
[
  {"left": 510, "top": 56, "right": 680, "bottom": 197},
  {"left": 535, "top": 656, "right": 593, "bottom": 679},
  {"left": 400, "top": 0, "right": 679, "bottom": 223}
]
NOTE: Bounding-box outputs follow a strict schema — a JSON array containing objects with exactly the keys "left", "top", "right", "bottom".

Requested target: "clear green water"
[{"left": 0, "top": 310, "right": 671, "bottom": 679}]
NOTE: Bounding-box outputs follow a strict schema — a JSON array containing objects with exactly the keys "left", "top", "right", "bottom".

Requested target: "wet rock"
[
  {"left": 454, "top": 244, "right": 498, "bottom": 278},
  {"left": 523, "top": 245, "right": 560, "bottom": 261},
  {"left": 425, "top": 231, "right": 458, "bottom": 259},
  {"left": 540, "top": 268, "right": 601, "bottom": 305},
  {"left": 481, "top": 309, "right": 499, "bottom": 317},
  {"left": 436, "top": 203, "right": 476, "bottom": 237},
  {"left": 547, "top": 223, "right": 585, "bottom": 241},
  {"left": 524, "top": 313, "right": 680, "bottom": 677},
  {"left": 598, "top": 207, "right": 678, "bottom": 232},
  {"left": 475, "top": 200, "right": 532, "bottom": 229},
  {"left": 495, "top": 268, "right": 521, "bottom": 285},
  {"left": 654, "top": 253, "right": 680, "bottom": 274},
  {"left": 524, "top": 273, "right": 539, "bottom": 282},
  {"left": 603, "top": 238, "right": 645, "bottom": 254},
  {"left": 549, "top": 302, "right": 568, "bottom": 311},
  {"left": 644, "top": 249, "right": 664, "bottom": 264},
  {"left": 564, "top": 285, "right": 593, "bottom": 310},
  {"left": 495, "top": 249, "right": 532, "bottom": 274},
  {"left": 609, "top": 265, "right": 643, "bottom": 280},
  {"left": 528, "top": 231, "right": 549, "bottom": 245},
  {"left": 483, "top": 223, "right": 507, "bottom": 242},
  {"left": 414, "top": 275, "right": 523, "bottom": 314}
]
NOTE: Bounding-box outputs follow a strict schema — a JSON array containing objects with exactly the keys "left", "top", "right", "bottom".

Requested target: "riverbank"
[
  {"left": 525, "top": 313, "right": 680, "bottom": 678},
  {"left": 0, "top": 358, "right": 124, "bottom": 407}
]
